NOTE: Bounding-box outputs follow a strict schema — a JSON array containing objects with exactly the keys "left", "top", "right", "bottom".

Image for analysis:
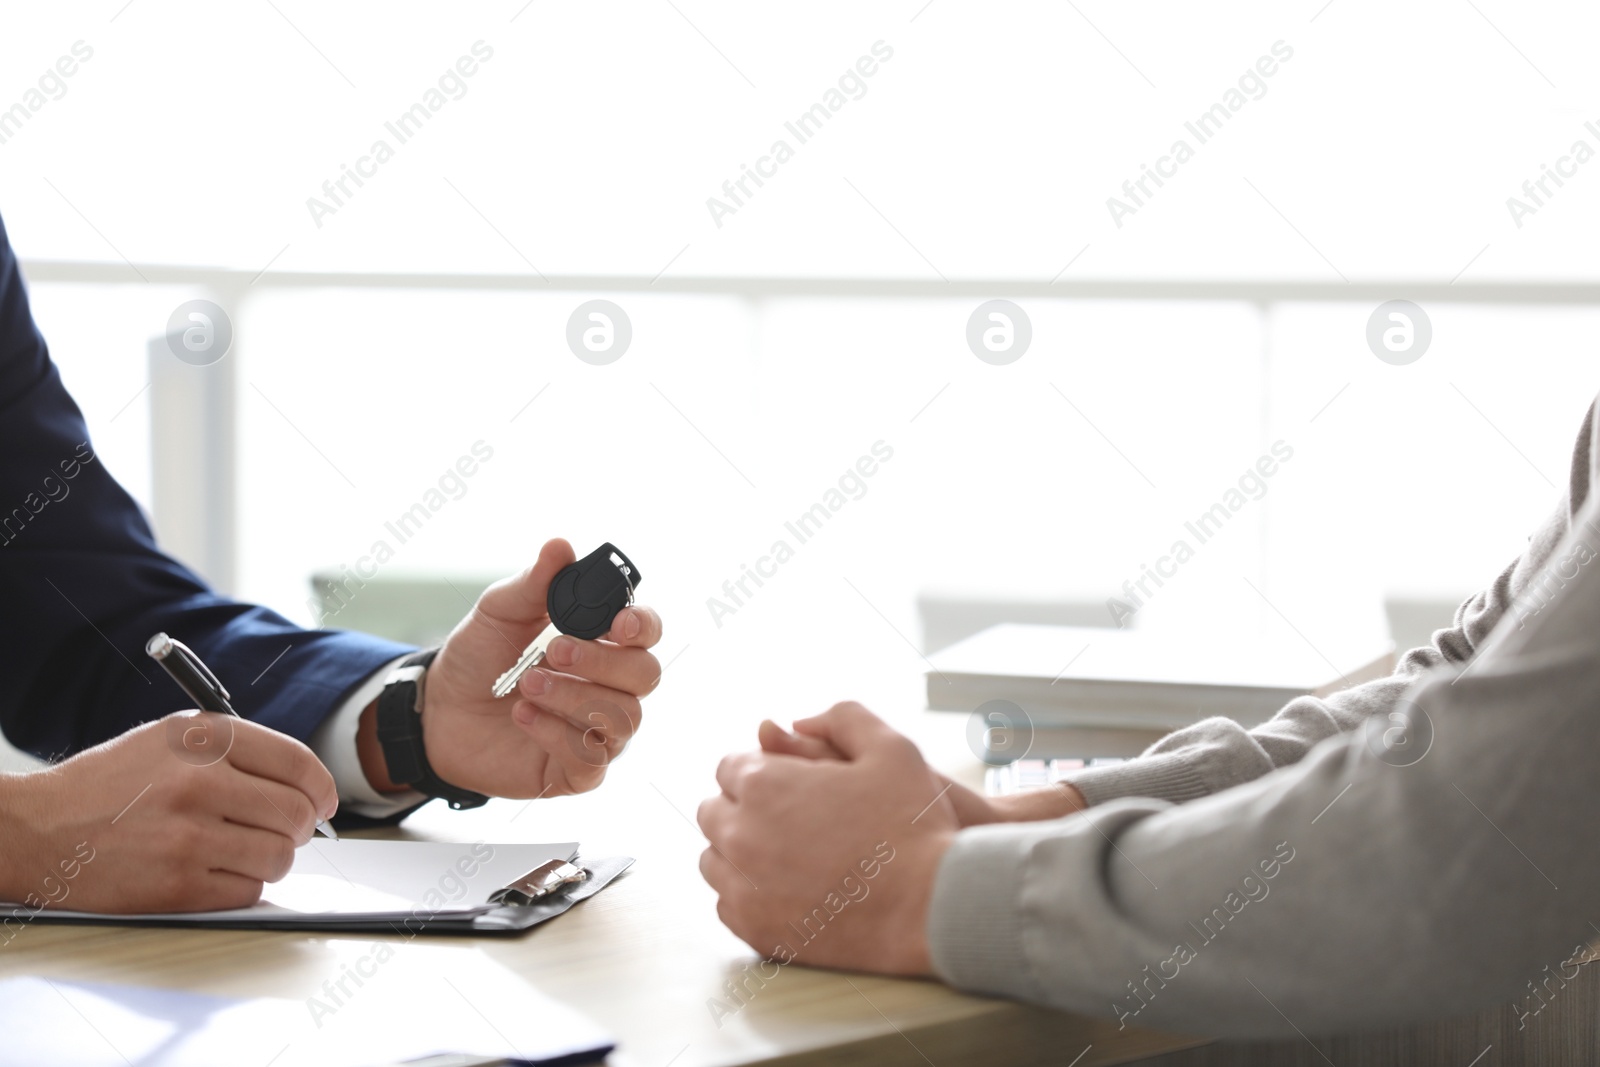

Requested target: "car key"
[{"left": 491, "top": 543, "right": 642, "bottom": 698}]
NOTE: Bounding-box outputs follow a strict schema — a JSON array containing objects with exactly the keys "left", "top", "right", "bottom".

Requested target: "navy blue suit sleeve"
[{"left": 0, "top": 213, "right": 414, "bottom": 760}]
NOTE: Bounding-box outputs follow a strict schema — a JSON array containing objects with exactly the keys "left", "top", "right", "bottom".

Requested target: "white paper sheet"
[
  {"left": 0, "top": 975, "right": 613, "bottom": 1067},
  {"left": 14, "top": 840, "right": 578, "bottom": 923}
]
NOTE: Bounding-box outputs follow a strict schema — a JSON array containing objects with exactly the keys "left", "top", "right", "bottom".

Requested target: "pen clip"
[{"left": 169, "top": 637, "right": 231, "bottom": 703}]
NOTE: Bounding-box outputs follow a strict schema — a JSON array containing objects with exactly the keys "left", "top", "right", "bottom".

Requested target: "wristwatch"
[{"left": 375, "top": 648, "right": 489, "bottom": 810}]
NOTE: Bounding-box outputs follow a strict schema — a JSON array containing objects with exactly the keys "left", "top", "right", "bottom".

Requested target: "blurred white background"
[{"left": 4, "top": 0, "right": 1599, "bottom": 735}]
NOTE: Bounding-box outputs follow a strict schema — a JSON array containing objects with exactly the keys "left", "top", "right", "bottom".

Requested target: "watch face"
[
  {"left": 376, "top": 648, "right": 486, "bottom": 805},
  {"left": 376, "top": 671, "right": 430, "bottom": 788}
]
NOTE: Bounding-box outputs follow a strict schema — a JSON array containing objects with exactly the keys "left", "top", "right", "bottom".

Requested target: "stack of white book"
[{"left": 927, "top": 622, "right": 1394, "bottom": 766}]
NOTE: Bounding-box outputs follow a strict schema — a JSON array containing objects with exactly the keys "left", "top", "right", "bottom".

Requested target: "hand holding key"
[
  {"left": 492, "top": 543, "right": 642, "bottom": 698},
  {"left": 394, "top": 538, "right": 662, "bottom": 800}
]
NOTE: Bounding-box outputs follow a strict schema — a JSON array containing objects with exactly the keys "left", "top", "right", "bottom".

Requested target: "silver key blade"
[{"left": 491, "top": 623, "right": 561, "bottom": 698}]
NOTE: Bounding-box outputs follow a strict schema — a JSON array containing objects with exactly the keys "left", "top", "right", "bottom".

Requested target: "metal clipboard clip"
[{"left": 487, "top": 859, "right": 588, "bottom": 907}]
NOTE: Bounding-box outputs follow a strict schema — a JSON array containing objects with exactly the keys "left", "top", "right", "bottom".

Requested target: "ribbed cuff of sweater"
[
  {"left": 1061, "top": 753, "right": 1216, "bottom": 807},
  {"left": 925, "top": 822, "right": 1042, "bottom": 1002},
  {"left": 926, "top": 799, "right": 1178, "bottom": 1007}
]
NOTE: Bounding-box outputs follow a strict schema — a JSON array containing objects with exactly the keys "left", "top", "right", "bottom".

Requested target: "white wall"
[{"left": 7, "top": 1, "right": 1600, "bottom": 745}]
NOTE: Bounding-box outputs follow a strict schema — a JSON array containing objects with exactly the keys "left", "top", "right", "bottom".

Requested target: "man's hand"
[
  {"left": 698, "top": 702, "right": 959, "bottom": 976},
  {"left": 756, "top": 717, "right": 1087, "bottom": 826},
  {"left": 360, "top": 538, "right": 663, "bottom": 800},
  {"left": 0, "top": 712, "right": 336, "bottom": 914}
]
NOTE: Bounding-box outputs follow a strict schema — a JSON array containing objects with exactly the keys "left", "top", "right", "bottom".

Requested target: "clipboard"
[{"left": 9, "top": 840, "right": 634, "bottom": 937}]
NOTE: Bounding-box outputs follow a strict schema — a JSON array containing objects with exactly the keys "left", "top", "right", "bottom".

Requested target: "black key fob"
[{"left": 546, "top": 543, "right": 641, "bottom": 640}]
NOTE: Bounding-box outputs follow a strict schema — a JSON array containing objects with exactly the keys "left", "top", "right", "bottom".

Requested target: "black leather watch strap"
[{"left": 375, "top": 648, "right": 489, "bottom": 810}]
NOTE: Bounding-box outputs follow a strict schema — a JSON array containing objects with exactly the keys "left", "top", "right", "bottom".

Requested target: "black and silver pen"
[{"left": 145, "top": 632, "right": 337, "bottom": 840}]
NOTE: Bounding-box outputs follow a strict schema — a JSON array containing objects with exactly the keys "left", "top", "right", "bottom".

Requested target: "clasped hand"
[{"left": 696, "top": 702, "right": 1086, "bottom": 975}]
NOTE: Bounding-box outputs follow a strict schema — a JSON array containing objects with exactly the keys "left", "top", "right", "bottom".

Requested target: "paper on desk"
[
  {"left": 16, "top": 840, "right": 578, "bottom": 923},
  {"left": 0, "top": 975, "right": 614, "bottom": 1067}
]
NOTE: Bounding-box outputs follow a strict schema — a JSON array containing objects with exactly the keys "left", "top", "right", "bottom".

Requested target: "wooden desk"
[
  {"left": 6, "top": 615, "right": 1598, "bottom": 1065},
  {"left": 0, "top": 635, "right": 1207, "bottom": 1066}
]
